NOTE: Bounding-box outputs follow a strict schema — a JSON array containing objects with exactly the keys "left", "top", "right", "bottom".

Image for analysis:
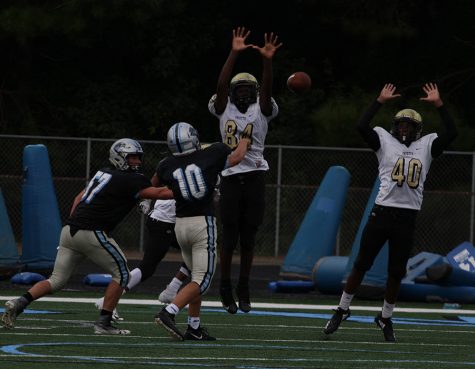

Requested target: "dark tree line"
[{"left": 0, "top": 0, "right": 474, "bottom": 150}]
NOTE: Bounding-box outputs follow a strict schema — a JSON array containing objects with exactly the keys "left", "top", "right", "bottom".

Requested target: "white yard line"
[{"left": 1, "top": 295, "right": 474, "bottom": 314}]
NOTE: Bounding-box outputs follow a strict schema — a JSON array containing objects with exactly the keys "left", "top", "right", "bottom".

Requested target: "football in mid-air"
[{"left": 287, "top": 72, "right": 312, "bottom": 93}]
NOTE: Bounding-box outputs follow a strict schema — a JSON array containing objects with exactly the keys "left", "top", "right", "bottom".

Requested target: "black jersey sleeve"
[
  {"left": 209, "top": 142, "right": 232, "bottom": 169},
  {"left": 430, "top": 105, "right": 458, "bottom": 158},
  {"left": 357, "top": 100, "right": 382, "bottom": 151},
  {"left": 127, "top": 173, "right": 152, "bottom": 199}
]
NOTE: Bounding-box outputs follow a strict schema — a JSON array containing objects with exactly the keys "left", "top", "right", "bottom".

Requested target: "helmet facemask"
[
  {"left": 109, "top": 138, "right": 144, "bottom": 172},
  {"left": 390, "top": 109, "right": 422, "bottom": 146},
  {"left": 230, "top": 73, "right": 259, "bottom": 113}
]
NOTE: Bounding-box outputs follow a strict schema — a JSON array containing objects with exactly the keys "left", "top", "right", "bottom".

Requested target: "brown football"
[{"left": 287, "top": 72, "right": 312, "bottom": 93}]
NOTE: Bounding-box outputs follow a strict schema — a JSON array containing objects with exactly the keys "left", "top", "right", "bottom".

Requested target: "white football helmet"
[
  {"left": 109, "top": 138, "right": 143, "bottom": 171},
  {"left": 167, "top": 122, "right": 200, "bottom": 156}
]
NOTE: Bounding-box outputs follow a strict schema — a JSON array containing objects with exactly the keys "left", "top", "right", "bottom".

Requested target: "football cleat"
[
  {"left": 94, "top": 316, "right": 130, "bottom": 335},
  {"left": 155, "top": 307, "right": 184, "bottom": 341},
  {"left": 219, "top": 286, "right": 238, "bottom": 314},
  {"left": 236, "top": 285, "right": 251, "bottom": 313},
  {"left": 323, "top": 307, "right": 351, "bottom": 335},
  {"left": 184, "top": 325, "right": 216, "bottom": 341},
  {"left": 158, "top": 285, "right": 177, "bottom": 304},
  {"left": 94, "top": 297, "right": 123, "bottom": 322},
  {"left": 374, "top": 313, "right": 396, "bottom": 342},
  {"left": 1, "top": 297, "right": 28, "bottom": 329}
]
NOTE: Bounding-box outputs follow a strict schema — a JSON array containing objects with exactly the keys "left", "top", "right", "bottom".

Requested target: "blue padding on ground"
[
  {"left": 11, "top": 272, "right": 45, "bottom": 285},
  {"left": 0, "top": 188, "right": 19, "bottom": 265},
  {"left": 280, "top": 166, "right": 350, "bottom": 279},
  {"left": 312, "top": 256, "right": 348, "bottom": 294},
  {"left": 343, "top": 178, "right": 388, "bottom": 290},
  {"left": 447, "top": 241, "right": 475, "bottom": 272},
  {"left": 268, "top": 280, "right": 315, "bottom": 293},
  {"left": 399, "top": 283, "right": 475, "bottom": 303},
  {"left": 444, "top": 266, "right": 475, "bottom": 286},
  {"left": 83, "top": 274, "right": 112, "bottom": 286},
  {"left": 21, "top": 145, "right": 61, "bottom": 270},
  {"left": 403, "top": 252, "right": 446, "bottom": 283}
]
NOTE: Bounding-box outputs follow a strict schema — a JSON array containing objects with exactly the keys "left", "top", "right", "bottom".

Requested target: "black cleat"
[
  {"left": 154, "top": 307, "right": 184, "bottom": 341},
  {"left": 236, "top": 285, "right": 251, "bottom": 313},
  {"left": 374, "top": 313, "right": 396, "bottom": 342},
  {"left": 184, "top": 325, "right": 216, "bottom": 341},
  {"left": 219, "top": 286, "right": 238, "bottom": 314},
  {"left": 323, "top": 307, "right": 351, "bottom": 334}
]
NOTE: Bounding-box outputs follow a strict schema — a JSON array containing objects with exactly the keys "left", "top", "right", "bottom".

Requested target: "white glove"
[{"left": 138, "top": 199, "right": 152, "bottom": 215}]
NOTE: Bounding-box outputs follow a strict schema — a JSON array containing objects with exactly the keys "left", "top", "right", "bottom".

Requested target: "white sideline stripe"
[{"left": 1, "top": 295, "right": 474, "bottom": 314}]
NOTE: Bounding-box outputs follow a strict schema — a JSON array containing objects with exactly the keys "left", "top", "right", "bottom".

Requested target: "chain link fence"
[{"left": 1, "top": 135, "right": 474, "bottom": 259}]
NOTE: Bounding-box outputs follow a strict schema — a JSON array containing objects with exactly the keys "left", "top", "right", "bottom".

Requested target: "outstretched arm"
[
  {"left": 420, "top": 83, "right": 458, "bottom": 157},
  {"left": 226, "top": 138, "right": 251, "bottom": 167},
  {"left": 252, "top": 32, "right": 283, "bottom": 116},
  {"left": 214, "top": 27, "right": 254, "bottom": 115},
  {"left": 357, "top": 83, "right": 401, "bottom": 151}
]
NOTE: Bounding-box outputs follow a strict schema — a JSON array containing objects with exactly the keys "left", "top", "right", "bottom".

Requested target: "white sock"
[
  {"left": 382, "top": 300, "right": 395, "bottom": 319},
  {"left": 338, "top": 291, "right": 354, "bottom": 311},
  {"left": 165, "top": 303, "right": 180, "bottom": 315},
  {"left": 188, "top": 316, "right": 200, "bottom": 329},
  {"left": 168, "top": 277, "right": 183, "bottom": 292},
  {"left": 126, "top": 268, "right": 142, "bottom": 291},
  {"left": 179, "top": 266, "right": 190, "bottom": 277}
]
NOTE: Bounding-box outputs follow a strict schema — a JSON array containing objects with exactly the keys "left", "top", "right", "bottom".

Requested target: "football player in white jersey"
[
  {"left": 324, "top": 83, "right": 457, "bottom": 342},
  {"left": 208, "top": 27, "right": 282, "bottom": 314}
]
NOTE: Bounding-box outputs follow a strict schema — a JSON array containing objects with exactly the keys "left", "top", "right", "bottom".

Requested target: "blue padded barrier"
[
  {"left": 402, "top": 252, "right": 446, "bottom": 283},
  {"left": 446, "top": 242, "right": 475, "bottom": 272},
  {"left": 268, "top": 280, "right": 315, "bottom": 293},
  {"left": 343, "top": 178, "right": 388, "bottom": 298},
  {"left": 399, "top": 283, "right": 475, "bottom": 303},
  {"left": 11, "top": 272, "right": 45, "bottom": 285},
  {"left": 426, "top": 263, "right": 475, "bottom": 287},
  {"left": 21, "top": 145, "right": 61, "bottom": 270},
  {"left": 280, "top": 166, "right": 350, "bottom": 280},
  {"left": 83, "top": 274, "right": 112, "bottom": 287},
  {"left": 312, "top": 256, "right": 348, "bottom": 295}
]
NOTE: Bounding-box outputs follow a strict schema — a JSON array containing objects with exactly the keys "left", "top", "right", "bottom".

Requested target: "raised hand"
[
  {"left": 232, "top": 27, "right": 253, "bottom": 52},
  {"left": 376, "top": 83, "right": 401, "bottom": 103},
  {"left": 420, "top": 83, "right": 443, "bottom": 107},
  {"left": 252, "top": 32, "right": 283, "bottom": 59}
]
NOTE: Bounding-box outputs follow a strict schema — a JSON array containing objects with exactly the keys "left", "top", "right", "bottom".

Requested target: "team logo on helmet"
[
  {"left": 167, "top": 122, "right": 200, "bottom": 156},
  {"left": 109, "top": 138, "right": 143, "bottom": 172},
  {"left": 391, "top": 109, "right": 423, "bottom": 144}
]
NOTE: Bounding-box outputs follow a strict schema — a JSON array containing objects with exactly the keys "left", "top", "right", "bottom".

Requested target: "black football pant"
[
  {"left": 219, "top": 171, "right": 266, "bottom": 286},
  {"left": 350, "top": 204, "right": 418, "bottom": 302},
  {"left": 139, "top": 218, "right": 180, "bottom": 281}
]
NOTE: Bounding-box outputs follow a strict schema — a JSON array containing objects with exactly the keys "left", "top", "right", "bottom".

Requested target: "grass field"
[{"left": 1, "top": 291, "right": 474, "bottom": 369}]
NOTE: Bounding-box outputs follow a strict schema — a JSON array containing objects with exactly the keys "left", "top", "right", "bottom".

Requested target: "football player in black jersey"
[
  {"left": 2, "top": 138, "right": 173, "bottom": 335},
  {"left": 154, "top": 122, "right": 250, "bottom": 341}
]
